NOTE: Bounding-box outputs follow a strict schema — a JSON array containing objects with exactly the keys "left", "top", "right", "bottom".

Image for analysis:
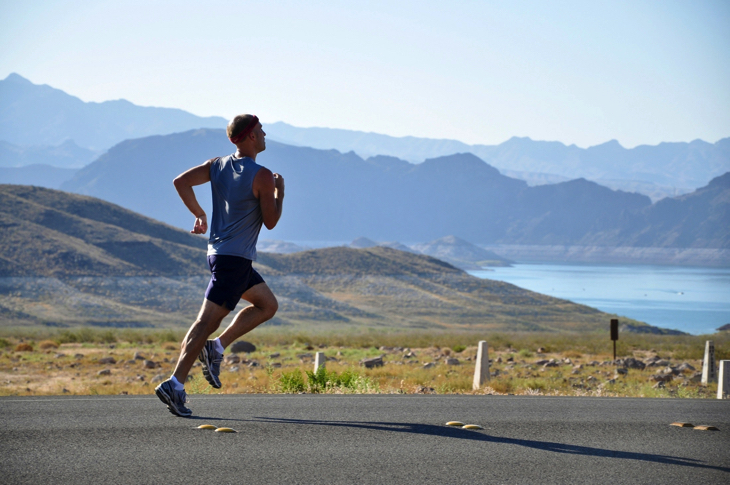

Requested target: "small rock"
[
  {"left": 445, "top": 358, "right": 460, "bottom": 365},
  {"left": 415, "top": 386, "right": 435, "bottom": 394},
  {"left": 55, "top": 353, "right": 66, "bottom": 358},
  {"left": 496, "top": 357, "right": 503, "bottom": 363},
  {"left": 506, "top": 356, "right": 514, "bottom": 362},
  {"left": 74, "top": 354, "right": 84, "bottom": 359},
  {"left": 652, "top": 381, "right": 666, "bottom": 389},
  {"left": 143, "top": 360, "right": 158, "bottom": 369},
  {"left": 97, "top": 369, "right": 111, "bottom": 376},
  {"left": 536, "top": 347, "right": 546, "bottom": 353},
  {"left": 270, "top": 362, "right": 282, "bottom": 368},
  {"left": 361, "top": 356, "right": 384, "bottom": 368},
  {"left": 535, "top": 359, "right": 549, "bottom": 366},
  {"left": 676, "top": 362, "right": 695, "bottom": 372},
  {"left": 133, "top": 352, "right": 146, "bottom": 360},
  {"left": 563, "top": 358, "right": 572, "bottom": 365},
  {"left": 248, "top": 361, "right": 259, "bottom": 367},
  {"left": 230, "top": 341, "right": 257, "bottom": 353},
  {"left": 651, "top": 373, "right": 674, "bottom": 382},
  {"left": 62, "top": 388, "right": 70, "bottom": 393},
  {"left": 689, "top": 372, "right": 702, "bottom": 382},
  {"left": 269, "top": 352, "right": 280, "bottom": 359},
  {"left": 422, "top": 363, "right": 435, "bottom": 369},
  {"left": 136, "top": 375, "right": 145, "bottom": 381},
  {"left": 98, "top": 357, "right": 116, "bottom": 365},
  {"left": 296, "top": 353, "right": 314, "bottom": 360},
  {"left": 616, "top": 368, "right": 628, "bottom": 375},
  {"left": 229, "top": 366, "right": 240, "bottom": 372},
  {"left": 225, "top": 354, "right": 241, "bottom": 364},
  {"left": 151, "top": 374, "right": 166, "bottom": 383}
]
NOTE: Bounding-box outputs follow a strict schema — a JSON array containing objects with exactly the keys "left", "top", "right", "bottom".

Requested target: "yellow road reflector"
[
  {"left": 197, "top": 424, "right": 216, "bottom": 430},
  {"left": 215, "top": 427, "right": 237, "bottom": 433},
  {"left": 446, "top": 421, "right": 465, "bottom": 427},
  {"left": 462, "top": 424, "right": 483, "bottom": 430},
  {"left": 670, "top": 422, "right": 694, "bottom": 428},
  {"left": 693, "top": 425, "right": 719, "bottom": 431}
]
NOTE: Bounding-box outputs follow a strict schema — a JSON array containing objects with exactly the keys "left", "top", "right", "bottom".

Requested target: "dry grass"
[{"left": 0, "top": 329, "right": 725, "bottom": 399}]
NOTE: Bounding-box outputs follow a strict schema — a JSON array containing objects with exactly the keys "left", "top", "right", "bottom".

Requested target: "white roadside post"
[
  {"left": 314, "top": 352, "right": 326, "bottom": 373},
  {"left": 701, "top": 340, "right": 717, "bottom": 385},
  {"left": 718, "top": 361, "right": 730, "bottom": 399},
  {"left": 473, "top": 341, "right": 490, "bottom": 390}
]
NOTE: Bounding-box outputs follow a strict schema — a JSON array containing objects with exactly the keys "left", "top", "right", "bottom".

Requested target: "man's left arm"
[{"left": 173, "top": 160, "right": 214, "bottom": 234}]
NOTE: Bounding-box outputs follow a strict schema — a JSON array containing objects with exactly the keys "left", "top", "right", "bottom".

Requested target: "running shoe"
[
  {"left": 198, "top": 340, "right": 223, "bottom": 389},
  {"left": 155, "top": 379, "right": 192, "bottom": 417}
]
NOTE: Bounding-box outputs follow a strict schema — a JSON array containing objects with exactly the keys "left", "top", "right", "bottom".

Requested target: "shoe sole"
[
  {"left": 155, "top": 385, "right": 192, "bottom": 417},
  {"left": 199, "top": 346, "right": 222, "bottom": 389}
]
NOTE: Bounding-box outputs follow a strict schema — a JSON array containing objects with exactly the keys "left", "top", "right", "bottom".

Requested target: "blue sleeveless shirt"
[{"left": 207, "top": 155, "right": 263, "bottom": 260}]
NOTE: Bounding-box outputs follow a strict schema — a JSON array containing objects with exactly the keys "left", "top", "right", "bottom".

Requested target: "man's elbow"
[{"left": 263, "top": 220, "right": 278, "bottom": 230}]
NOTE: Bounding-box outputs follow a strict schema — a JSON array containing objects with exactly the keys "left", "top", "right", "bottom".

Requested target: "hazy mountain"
[
  {"left": 0, "top": 73, "right": 226, "bottom": 151},
  {"left": 4, "top": 75, "right": 726, "bottom": 199},
  {"left": 266, "top": 121, "right": 729, "bottom": 195},
  {"left": 56, "top": 128, "right": 730, "bottom": 253},
  {"left": 0, "top": 139, "right": 100, "bottom": 168},
  {"left": 1, "top": 184, "right": 656, "bottom": 332},
  {"left": 0, "top": 164, "right": 78, "bottom": 190},
  {"left": 411, "top": 236, "right": 513, "bottom": 269}
]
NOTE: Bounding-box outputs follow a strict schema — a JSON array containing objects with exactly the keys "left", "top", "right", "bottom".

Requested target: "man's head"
[{"left": 227, "top": 114, "right": 265, "bottom": 154}]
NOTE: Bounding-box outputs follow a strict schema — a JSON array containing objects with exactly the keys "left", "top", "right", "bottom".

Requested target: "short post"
[
  {"left": 314, "top": 352, "right": 326, "bottom": 373},
  {"left": 610, "top": 319, "right": 619, "bottom": 362},
  {"left": 472, "top": 341, "right": 490, "bottom": 390},
  {"left": 701, "top": 340, "right": 716, "bottom": 385},
  {"left": 718, "top": 361, "right": 730, "bottom": 399}
]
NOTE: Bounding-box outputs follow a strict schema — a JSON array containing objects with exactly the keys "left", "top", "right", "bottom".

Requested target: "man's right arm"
[
  {"left": 253, "top": 167, "right": 285, "bottom": 230},
  {"left": 173, "top": 159, "right": 214, "bottom": 234}
]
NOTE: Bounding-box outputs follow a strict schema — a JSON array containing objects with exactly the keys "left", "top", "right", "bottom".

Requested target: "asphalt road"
[{"left": 1, "top": 394, "right": 728, "bottom": 484}]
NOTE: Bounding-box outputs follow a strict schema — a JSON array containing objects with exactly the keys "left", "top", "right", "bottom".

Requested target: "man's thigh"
[{"left": 241, "top": 282, "right": 276, "bottom": 308}]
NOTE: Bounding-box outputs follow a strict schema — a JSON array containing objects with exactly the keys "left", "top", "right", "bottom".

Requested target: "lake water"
[{"left": 468, "top": 264, "right": 730, "bottom": 335}]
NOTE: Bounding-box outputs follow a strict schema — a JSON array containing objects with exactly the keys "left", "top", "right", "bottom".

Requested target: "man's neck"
[{"left": 234, "top": 148, "right": 257, "bottom": 160}]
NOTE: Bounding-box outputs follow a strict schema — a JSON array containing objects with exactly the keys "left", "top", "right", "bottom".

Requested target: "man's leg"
[
  {"left": 173, "top": 298, "right": 230, "bottom": 384},
  {"left": 218, "top": 283, "right": 278, "bottom": 348}
]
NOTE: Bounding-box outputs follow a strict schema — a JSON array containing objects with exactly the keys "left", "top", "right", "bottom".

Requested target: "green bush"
[
  {"left": 303, "top": 366, "right": 376, "bottom": 393},
  {"left": 452, "top": 345, "right": 466, "bottom": 353},
  {"left": 0, "top": 338, "right": 10, "bottom": 349},
  {"left": 279, "top": 369, "right": 306, "bottom": 393}
]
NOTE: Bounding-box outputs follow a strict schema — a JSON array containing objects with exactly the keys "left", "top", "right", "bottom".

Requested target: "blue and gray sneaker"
[
  {"left": 198, "top": 340, "right": 223, "bottom": 389},
  {"left": 155, "top": 379, "right": 192, "bottom": 417}
]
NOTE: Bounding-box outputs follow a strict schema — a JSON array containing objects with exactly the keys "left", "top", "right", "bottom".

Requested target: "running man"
[{"left": 155, "top": 114, "right": 284, "bottom": 417}]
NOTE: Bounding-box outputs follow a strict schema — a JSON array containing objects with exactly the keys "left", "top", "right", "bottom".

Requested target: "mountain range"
[
  {"left": 1, "top": 184, "right": 650, "bottom": 333},
  {"left": 1, "top": 74, "right": 728, "bottom": 200},
  {"left": 0, "top": 73, "right": 225, "bottom": 151},
  {"left": 55, "top": 128, "right": 729, "bottom": 258}
]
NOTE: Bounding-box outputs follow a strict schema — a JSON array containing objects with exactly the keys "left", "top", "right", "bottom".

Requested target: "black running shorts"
[{"left": 205, "top": 254, "right": 265, "bottom": 311}]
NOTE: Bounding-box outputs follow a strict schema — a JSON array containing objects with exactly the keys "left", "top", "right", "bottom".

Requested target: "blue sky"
[{"left": 1, "top": 0, "right": 728, "bottom": 147}]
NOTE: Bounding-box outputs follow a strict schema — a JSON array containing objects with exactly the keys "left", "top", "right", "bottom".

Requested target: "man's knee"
[{"left": 261, "top": 294, "right": 278, "bottom": 320}]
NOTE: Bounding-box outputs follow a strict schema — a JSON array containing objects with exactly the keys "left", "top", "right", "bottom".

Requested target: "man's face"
[{"left": 254, "top": 123, "right": 266, "bottom": 153}]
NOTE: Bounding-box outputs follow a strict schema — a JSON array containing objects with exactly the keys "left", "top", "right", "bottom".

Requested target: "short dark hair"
[{"left": 227, "top": 114, "right": 258, "bottom": 141}]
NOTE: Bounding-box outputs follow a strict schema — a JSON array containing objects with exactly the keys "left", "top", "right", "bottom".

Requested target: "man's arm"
[
  {"left": 173, "top": 159, "right": 214, "bottom": 234},
  {"left": 253, "top": 167, "right": 284, "bottom": 230}
]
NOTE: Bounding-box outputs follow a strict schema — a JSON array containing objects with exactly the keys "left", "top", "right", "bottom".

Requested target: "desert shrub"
[
  {"left": 0, "top": 338, "right": 10, "bottom": 349},
  {"left": 164, "top": 343, "right": 178, "bottom": 351},
  {"left": 279, "top": 369, "right": 306, "bottom": 393},
  {"left": 452, "top": 345, "right": 466, "bottom": 353},
  {"left": 518, "top": 348, "right": 533, "bottom": 358},
  {"left": 38, "top": 340, "right": 59, "bottom": 350},
  {"left": 15, "top": 343, "right": 33, "bottom": 352}
]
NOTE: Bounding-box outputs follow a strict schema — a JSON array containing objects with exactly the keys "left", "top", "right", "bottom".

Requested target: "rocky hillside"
[{"left": 0, "top": 185, "right": 654, "bottom": 332}]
